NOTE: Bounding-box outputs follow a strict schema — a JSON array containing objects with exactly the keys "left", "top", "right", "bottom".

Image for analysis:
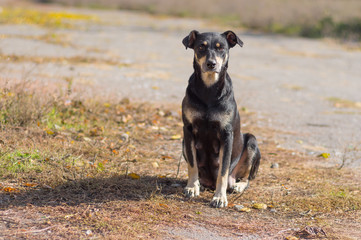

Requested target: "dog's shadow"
[{"left": 1, "top": 175, "right": 187, "bottom": 208}]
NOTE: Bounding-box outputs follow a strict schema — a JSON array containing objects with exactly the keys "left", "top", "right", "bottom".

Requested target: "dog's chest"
[
  {"left": 185, "top": 107, "right": 232, "bottom": 153},
  {"left": 184, "top": 106, "right": 233, "bottom": 129}
]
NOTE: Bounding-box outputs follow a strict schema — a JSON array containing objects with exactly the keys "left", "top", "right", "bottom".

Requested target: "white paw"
[
  {"left": 184, "top": 184, "right": 200, "bottom": 198},
  {"left": 210, "top": 195, "right": 228, "bottom": 208},
  {"left": 232, "top": 181, "right": 249, "bottom": 194}
]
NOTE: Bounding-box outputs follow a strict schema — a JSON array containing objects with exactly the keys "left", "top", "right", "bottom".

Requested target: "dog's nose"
[{"left": 206, "top": 60, "right": 216, "bottom": 70}]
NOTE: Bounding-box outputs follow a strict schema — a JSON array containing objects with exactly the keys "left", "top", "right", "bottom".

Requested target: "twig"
[
  {"left": 14, "top": 225, "right": 57, "bottom": 234},
  {"left": 176, "top": 141, "right": 184, "bottom": 179},
  {"left": 276, "top": 228, "right": 299, "bottom": 235},
  {"left": 338, "top": 145, "right": 349, "bottom": 170}
]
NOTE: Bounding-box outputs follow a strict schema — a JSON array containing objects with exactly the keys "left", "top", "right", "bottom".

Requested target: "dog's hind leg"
[
  {"left": 182, "top": 128, "right": 200, "bottom": 198},
  {"left": 229, "top": 133, "right": 261, "bottom": 194}
]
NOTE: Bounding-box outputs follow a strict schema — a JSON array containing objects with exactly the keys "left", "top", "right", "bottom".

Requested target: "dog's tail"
[{"left": 244, "top": 133, "right": 261, "bottom": 180}]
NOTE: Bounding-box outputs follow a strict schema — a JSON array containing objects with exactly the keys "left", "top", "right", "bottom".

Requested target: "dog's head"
[{"left": 182, "top": 30, "right": 243, "bottom": 86}]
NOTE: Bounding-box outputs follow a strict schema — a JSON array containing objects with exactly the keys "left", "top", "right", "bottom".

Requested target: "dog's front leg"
[
  {"left": 183, "top": 126, "right": 200, "bottom": 198},
  {"left": 211, "top": 127, "right": 233, "bottom": 208}
]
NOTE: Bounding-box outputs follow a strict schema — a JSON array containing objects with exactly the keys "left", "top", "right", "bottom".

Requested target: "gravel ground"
[{"left": 1, "top": 4, "right": 360, "bottom": 169}]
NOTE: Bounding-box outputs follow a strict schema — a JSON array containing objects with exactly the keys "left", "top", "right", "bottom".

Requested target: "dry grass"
[
  {"left": 0, "top": 53, "right": 126, "bottom": 66},
  {"left": 1, "top": 79, "right": 361, "bottom": 239}
]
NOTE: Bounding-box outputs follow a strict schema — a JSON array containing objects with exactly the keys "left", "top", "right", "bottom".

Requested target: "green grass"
[{"left": 0, "top": 150, "right": 43, "bottom": 174}]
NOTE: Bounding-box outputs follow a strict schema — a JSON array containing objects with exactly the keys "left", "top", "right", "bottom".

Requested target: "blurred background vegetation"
[{"left": 33, "top": 0, "right": 361, "bottom": 41}]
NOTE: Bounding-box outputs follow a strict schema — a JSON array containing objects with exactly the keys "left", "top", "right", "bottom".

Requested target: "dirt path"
[{"left": 1, "top": 4, "right": 360, "bottom": 169}]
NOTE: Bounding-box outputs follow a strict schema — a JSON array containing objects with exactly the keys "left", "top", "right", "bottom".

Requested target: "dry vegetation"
[
  {"left": 1, "top": 79, "right": 360, "bottom": 239},
  {"left": 0, "top": 3, "right": 360, "bottom": 238},
  {"left": 35, "top": 0, "right": 361, "bottom": 41}
]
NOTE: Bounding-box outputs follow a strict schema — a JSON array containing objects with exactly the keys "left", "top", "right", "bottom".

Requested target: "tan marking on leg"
[
  {"left": 210, "top": 148, "right": 228, "bottom": 208},
  {"left": 184, "top": 140, "right": 200, "bottom": 197}
]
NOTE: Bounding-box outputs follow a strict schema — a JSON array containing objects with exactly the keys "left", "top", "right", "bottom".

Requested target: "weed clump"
[{"left": 0, "top": 82, "right": 50, "bottom": 127}]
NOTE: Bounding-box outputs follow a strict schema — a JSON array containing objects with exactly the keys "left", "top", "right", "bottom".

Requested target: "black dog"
[{"left": 181, "top": 30, "right": 261, "bottom": 208}]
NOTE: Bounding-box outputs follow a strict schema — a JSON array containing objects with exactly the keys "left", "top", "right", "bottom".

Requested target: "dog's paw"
[
  {"left": 232, "top": 181, "right": 249, "bottom": 194},
  {"left": 184, "top": 184, "right": 200, "bottom": 198},
  {"left": 210, "top": 195, "right": 228, "bottom": 208}
]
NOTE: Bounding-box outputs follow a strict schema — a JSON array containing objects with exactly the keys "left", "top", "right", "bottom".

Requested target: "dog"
[{"left": 181, "top": 30, "right": 261, "bottom": 208}]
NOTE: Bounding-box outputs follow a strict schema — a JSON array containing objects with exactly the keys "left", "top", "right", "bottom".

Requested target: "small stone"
[
  {"left": 120, "top": 133, "right": 129, "bottom": 142},
  {"left": 270, "top": 208, "right": 277, "bottom": 213},
  {"left": 85, "top": 230, "right": 92, "bottom": 235},
  {"left": 158, "top": 110, "right": 165, "bottom": 117},
  {"left": 234, "top": 205, "right": 245, "bottom": 211},
  {"left": 270, "top": 163, "right": 279, "bottom": 168}
]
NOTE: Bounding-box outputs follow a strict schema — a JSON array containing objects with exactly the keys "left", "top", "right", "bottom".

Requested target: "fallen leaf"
[
  {"left": 159, "top": 203, "right": 169, "bottom": 208},
  {"left": 97, "top": 162, "right": 104, "bottom": 171},
  {"left": 240, "top": 207, "right": 251, "bottom": 212},
  {"left": 170, "top": 134, "right": 181, "bottom": 140},
  {"left": 24, "top": 183, "right": 37, "bottom": 187},
  {"left": 285, "top": 236, "right": 298, "bottom": 240},
  {"left": 152, "top": 162, "right": 159, "bottom": 168},
  {"left": 161, "top": 155, "right": 173, "bottom": 160},
  {"left": 46, "top": 129, "right": 55, "bottom": 135},
  {"left": 228, "top": 203, "right": 235, "bottom": 208},
  {"left": 252, "top": 203, "right": 267, "bottom": 209},
  {"left": 318, "top": 152, "right": 330, "bottom": 158},
  {"left": 102, "top": 159, "right": 109, "bottom": 164},
  {"left": 2, "top": 187, "right": 18, "bottom": 192},
  {"left": 89, "top": 128, "right": 98, "bottom": 136},
  {"left": 128, "top": 173, "right": 140, "bottom": 179}
]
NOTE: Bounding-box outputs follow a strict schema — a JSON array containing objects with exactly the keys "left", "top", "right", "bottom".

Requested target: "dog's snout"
[{"left": 206, "top": 59, "right": 217, "bottom": 70}]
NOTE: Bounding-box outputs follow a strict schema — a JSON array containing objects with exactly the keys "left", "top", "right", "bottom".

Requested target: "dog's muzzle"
[{"left": 206, "top": 59, "right": 217, "bottom": 71}]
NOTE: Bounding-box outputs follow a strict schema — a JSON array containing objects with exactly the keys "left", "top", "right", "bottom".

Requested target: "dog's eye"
[
  {"left": 199, "top": 45, "right": 205, "bottom": 51},
  {"left": 217, "top": 46, "right": 224, "bottom": 51}
]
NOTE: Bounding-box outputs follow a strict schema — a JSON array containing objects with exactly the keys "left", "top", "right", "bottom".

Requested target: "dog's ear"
[
  {"left": 182, "top": 30, "right": 199, "bottom": 49},
  {"left": 223, "top": 31, "right": 243, "bottom": 48}
]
